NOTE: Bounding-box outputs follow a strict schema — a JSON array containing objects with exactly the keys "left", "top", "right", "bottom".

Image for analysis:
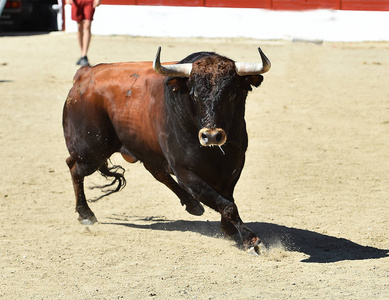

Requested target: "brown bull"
[{"left": 63, "top": 47, "right": 271, "bottom": 254}]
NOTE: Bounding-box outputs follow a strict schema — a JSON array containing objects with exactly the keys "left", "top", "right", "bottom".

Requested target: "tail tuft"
[{"left": 88, "top": 160, "right": 126, "bottom": 202}]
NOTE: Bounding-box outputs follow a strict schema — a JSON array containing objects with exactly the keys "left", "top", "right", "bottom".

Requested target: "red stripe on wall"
[
  {"left": 101, "top": 0, "right": 203, "bottom": 5},
  {"left": 100, "top": 0, "right": 389, "bottom": 11},
  {"left": 102, "top": 0, "right": 136, "bottom": 4},
  {"left": 342, "top": 0, "right": 389, "bottom": 11},
  {"left": 205, "top": 0, "right": 272, "bottom": 9},
  {"left": 136, "top": 0, "right": 204, "bottom": 6},
  {"left": 272, "top": 0, "right": 340, "bottom": 10}
]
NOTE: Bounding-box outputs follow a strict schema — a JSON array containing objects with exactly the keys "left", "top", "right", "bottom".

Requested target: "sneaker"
[{"left": 76, "top": 56, "right": 90, "bottom": 66}]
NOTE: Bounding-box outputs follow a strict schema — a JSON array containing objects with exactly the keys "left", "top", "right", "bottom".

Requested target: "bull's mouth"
[{"left": 198, "top": 128, "right": 227, "bottom": 147}]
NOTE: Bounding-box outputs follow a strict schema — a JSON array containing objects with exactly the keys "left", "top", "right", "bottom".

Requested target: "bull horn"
[
  {"left": 235, "top": 47, "right": 271, "bottom": 76},
  {"left": 153, "top": 46, "right": 192, "bottom": 77}
]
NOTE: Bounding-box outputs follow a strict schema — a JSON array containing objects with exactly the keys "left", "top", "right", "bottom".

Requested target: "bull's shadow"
[
  {"left": 104, "top": 217, "right": 389, "bottom": 263},
  {"left": 248, "top": 222, "right": 389, "bottom": 263}
]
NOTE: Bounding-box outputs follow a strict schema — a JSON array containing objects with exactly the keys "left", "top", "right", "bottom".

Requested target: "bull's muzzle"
[{"left": 198, "top": 128, "right": 227, "bottom": 147}]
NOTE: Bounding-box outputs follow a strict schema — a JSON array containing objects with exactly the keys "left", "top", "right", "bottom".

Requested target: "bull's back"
[{"left": 64, "top": 62, "right": 167, "bottom": 161}]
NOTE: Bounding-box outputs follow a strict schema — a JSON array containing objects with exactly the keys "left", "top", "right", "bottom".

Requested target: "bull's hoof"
[
  {"left": 185, "top": 201, "right": 205, "bottom": 216},
  {"left": 247, "top": 243, "right": 267, "bottom": 256},
  {"left": 78, "top": 215, "right": 98, "bottom": 225},
  {"left": 245, "top": 237, "right": 265, "bottom": 256}
]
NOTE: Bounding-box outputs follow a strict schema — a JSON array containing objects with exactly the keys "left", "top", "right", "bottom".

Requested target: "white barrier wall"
[{"left": 64, "top": 4, "right": 389, "bottom": 41}]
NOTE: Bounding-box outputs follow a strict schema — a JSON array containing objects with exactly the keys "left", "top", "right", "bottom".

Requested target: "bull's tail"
[{"left": 88, "top": 160, "right": 126, "bottom": 202}]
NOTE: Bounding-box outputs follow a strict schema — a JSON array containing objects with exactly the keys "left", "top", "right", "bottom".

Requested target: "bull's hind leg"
[{"left": 66, "top": 156, "right": 99, "bottom": 225}]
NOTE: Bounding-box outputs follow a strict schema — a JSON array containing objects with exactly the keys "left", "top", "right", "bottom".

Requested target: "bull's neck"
[{"left": 166, "top": 95, "right": 197, "bottom": 133}]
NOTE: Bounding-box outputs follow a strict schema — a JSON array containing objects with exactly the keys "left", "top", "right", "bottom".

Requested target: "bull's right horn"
[
  {"left": 153, "top": 46, "right": 192, "bottom": 78},
  {"left": 235, "top": 47, "right": 271, "bottom": 76}
]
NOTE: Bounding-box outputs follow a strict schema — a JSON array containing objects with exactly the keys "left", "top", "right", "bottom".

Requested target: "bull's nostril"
[
  {"left": 201, "top": 133, "right": 208, "bottom": 140},
  {"left": 215, "top": 132, "right": 222, "bottom": 142}
]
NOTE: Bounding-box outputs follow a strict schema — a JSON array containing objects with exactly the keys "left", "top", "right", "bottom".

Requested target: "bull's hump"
[{"left": 97, "top": 61, "right": 154, "bottom": 79}]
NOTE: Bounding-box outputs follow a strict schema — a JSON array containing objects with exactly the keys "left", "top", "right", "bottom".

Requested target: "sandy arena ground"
[{"left": 0, "top": 32, "right": 388, "bottom": 299}]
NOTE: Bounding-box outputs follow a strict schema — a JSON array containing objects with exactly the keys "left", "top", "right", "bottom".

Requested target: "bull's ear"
[
  {"left": 167, "top": 78, "right": 188, "bottom": 93},
  {"left": 243, "top": 75, "right": 263, "bottom": 91}
]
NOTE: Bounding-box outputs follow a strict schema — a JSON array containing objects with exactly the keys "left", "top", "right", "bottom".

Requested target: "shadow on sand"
[
  {"left": 104, "top": 217, "right": 389, "bottom": 263},
  {"left": 0, "top": 31, "right": 52, "bottom": 37}
]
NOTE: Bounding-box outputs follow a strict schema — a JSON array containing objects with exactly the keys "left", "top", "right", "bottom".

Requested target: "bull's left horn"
[
  {"left": 235, "top": 47, "right": 271, "bottom": 76},
  {"left": 153, "top": 46, "right": 192, "bottom": 77}
]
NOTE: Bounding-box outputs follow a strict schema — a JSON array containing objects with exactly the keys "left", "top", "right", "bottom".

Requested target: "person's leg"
[
  {"left": 81, "top": 20, "right": 92, "bottom": 57},
  {"left": 77, "top": 21, "right": 84, "bottom": 55},
  {"left": 75, "top": 20, "right": 91, "bottom": 66}
]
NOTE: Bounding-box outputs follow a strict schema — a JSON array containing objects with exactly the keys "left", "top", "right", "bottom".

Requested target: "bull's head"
[{"left": 153, "top": 47, "right": 271, "bottom": 148}]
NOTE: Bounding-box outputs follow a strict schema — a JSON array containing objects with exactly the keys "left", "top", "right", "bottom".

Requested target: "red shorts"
[{"left": 71, "top": 0, "right": 95, "bottom": 22}]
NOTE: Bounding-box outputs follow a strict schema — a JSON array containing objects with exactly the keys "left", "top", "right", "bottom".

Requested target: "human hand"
[{"left": 93, "top": 0, "right": 101, "bottom": 8}]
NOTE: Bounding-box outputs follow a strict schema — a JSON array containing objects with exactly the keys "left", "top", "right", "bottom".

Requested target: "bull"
[{"left": 63, "top": 47, "right": 271, "bottom": 254}]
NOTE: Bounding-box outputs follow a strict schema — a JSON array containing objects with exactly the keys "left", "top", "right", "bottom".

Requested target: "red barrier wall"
[{"left": 100, "top": 0, "right": 389, "bottom": 11}]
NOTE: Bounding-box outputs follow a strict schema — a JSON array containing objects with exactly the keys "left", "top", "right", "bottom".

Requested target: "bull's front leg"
[
  {"left": 143, "top": 162, "right": 205, "bottom": 216},
  {"left": 176, "top": 170, "right": 263, "bottom": 255},
  {"left": 216, "top": 196, "right": 263, "bottom": 255}
]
